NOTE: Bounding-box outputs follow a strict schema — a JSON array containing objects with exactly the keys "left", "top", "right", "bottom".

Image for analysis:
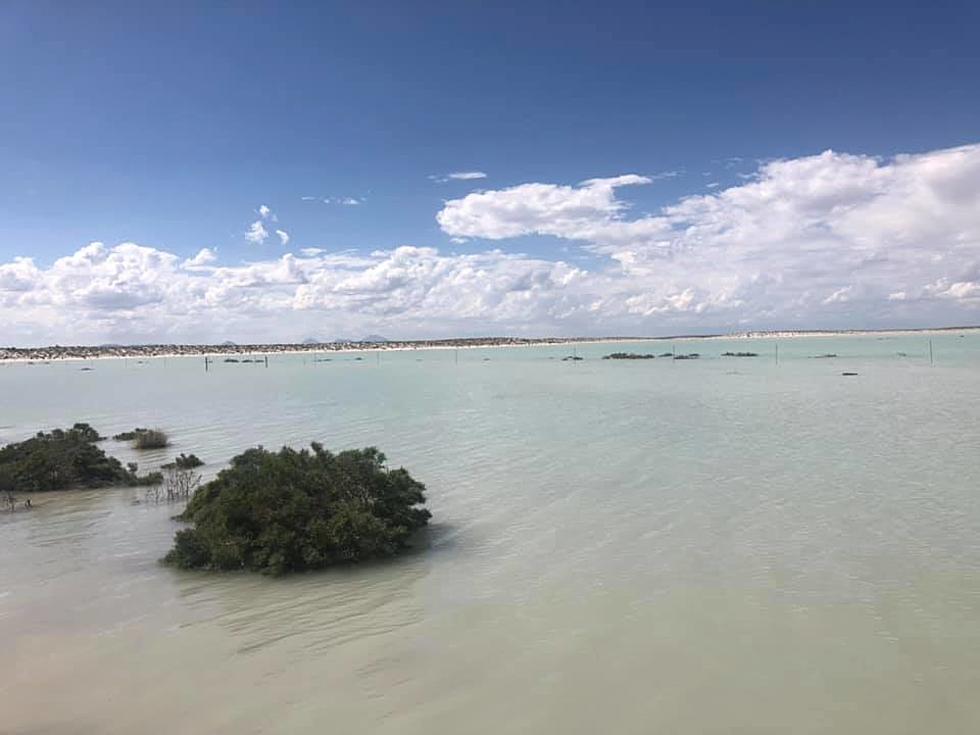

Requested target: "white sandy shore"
[{"left": 1, "top": 327, "right": 977, "bottom": 364}]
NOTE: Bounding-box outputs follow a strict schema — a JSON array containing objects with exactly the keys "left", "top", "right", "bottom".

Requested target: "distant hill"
[
  {"left": 301, "top": 337, "right": 322, "bottom": 345},
  {"left": 221, "top": 340, "right": 237, "bottom": 346},
  {"left": 361, "top": 334, "right": 390, "bottom": 343}
]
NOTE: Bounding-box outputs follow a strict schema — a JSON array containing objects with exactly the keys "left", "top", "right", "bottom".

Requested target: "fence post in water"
[
  {"left": 204, "top": 356, "right": 209, "bottom": 372},
  {"left": 929, "top": 339, "right": 934, "bottom": 366},
  {"left": 265, "top": 354, "right": 269, "bottom": 368},
  {"left": 775, "top": 342, "right": 779, "bottom": 365}
]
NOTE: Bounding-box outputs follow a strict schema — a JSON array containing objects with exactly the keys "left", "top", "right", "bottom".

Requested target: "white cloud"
[
  {"left": 447, "top": 171, "right": 487, "bottom": 181},
  {"left": 437, "top": 144, "right": 980, "bottom": 323},
  {"left": 3, "top": 143, "right": 980, "bottom": 344},
  {"left": 430, "top": 171, "right": 488, "bottom": 183},
  {"left": 245, "top": 220, "right": 269, "bottom": 245},
  {"left": 437, "top": 174, "right": 653, "bottom": 240},
  {"left": 182, "top": 248, "right": 217, "bottom": 268},
  {"left": 0, "top": 257, "right": 41, "bottom": 293},
  {"left": 248, "top": 204, "right": 284, "bottom": 244},
  {"left": 822, "top": 286, "right": 852, "bottom": 305},
  {"left": 301, "top": 196, "right": 363, "bottom": 206},
  {"left": 0, "top": 242, "right": 586, "bottom": 344}
]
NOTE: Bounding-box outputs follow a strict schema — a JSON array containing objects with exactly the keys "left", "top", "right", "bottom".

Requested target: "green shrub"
[
  {"left": 163, "top": 453, "right": 204, "bottom": 470},
  {"left": 134, "top": 429, "right": 169, "bottom": 450},
  {"left": 113, "top": 428, "right": 147, "bottom": 441},
  {"left": 0, "top": 423, "right": 159, "bottom": 492},
  {"left": 164, "top": 444, "right": 431, "bottom": 575}
]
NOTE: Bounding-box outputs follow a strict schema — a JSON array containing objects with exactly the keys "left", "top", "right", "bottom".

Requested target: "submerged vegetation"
[
  {"left": 146, "top": 465, "right": 202, "bottom": 504},
  {"left": 0, "top": 423, "right": 161, "bottom": 492},
  {"left": 603, "top": 352, "right": 656, "bottom": 360},
  {"left": 113, "top": 427, "right": 170, "bottom": 449},
  {"left": 721, "top": 351, "right": 759, "bottom": 357},
  {"left": 113, "top": 428, "right": 147, "bottom": 441},
  {"left": 164, "top": 444, "right": 431, "bottom": 575},
  {"left": 134, "top": 429, "right": 170, "bottom": 449},
  {"left": 163, "top": 453, "right": 204, "bottom": 470}
]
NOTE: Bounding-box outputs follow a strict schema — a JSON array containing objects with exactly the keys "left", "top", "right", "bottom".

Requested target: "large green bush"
[
  {"left": 0, "top": 423, "right": 160, "bottom": 492},
  {"left": 164, "top": 444, "right": 431, "bottom": 575}
]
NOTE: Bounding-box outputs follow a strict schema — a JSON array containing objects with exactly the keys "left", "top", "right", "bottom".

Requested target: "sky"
[{"left": 1, "top": 0, "right": 979, "bottom": 345}]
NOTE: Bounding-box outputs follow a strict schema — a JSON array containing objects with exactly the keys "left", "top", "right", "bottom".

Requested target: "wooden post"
[
  {"left": 929, "top": 339, "right": 934, "bottom": 366},
  {"left": 265, "top": 354, "right": 269, "bottom": 368},
  {"left": 775, "top": 342, "right": 779, "bottom": 365},
  {"left": 204, "top": 356, "right": 209, "bottom": 372}
]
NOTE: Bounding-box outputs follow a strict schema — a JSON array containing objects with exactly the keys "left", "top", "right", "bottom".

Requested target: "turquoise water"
[{"left": 2, "top": 333, "right": 979, "bottom": 733}]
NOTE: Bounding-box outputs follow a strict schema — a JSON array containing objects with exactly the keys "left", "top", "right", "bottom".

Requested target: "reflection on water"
[{"left": 2, "top": 335, "right": 980, "bottom": 733}]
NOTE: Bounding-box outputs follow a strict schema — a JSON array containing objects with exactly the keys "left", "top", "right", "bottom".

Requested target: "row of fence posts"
[
  {"left": 771, "top": 338, "right": 935, "bottom": 366},
  {"left": 198, "top": 339, "right": 943, "bottom": 372}
]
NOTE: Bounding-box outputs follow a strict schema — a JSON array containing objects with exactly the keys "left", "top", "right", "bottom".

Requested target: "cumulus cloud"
[
  {"left": 438, "top": 144, "right": 980, "bottom": 322},
  {"left": 437, "top": 174, "right": 653, "bottom": 240},
  {"left": 245, "top": 220, "right": 269, "bottom": 244},
  {"left": 247, "top": 204, "right": 284, "bottom": 245},
  {"left": 182, "top": 248, "right": 218, "bottom": 268},
  {"left": 3, "top": 143, "right": 980, "bottom": 344},
  {"left": 0, "top": 242, "right": 586, "bottom": 344}
]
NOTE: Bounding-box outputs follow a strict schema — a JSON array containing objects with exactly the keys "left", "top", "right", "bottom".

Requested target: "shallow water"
[{"left": 2, "top": 334, "right": 979, "bottom": 734}]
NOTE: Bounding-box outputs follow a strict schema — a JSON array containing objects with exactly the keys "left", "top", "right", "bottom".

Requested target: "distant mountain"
[
  {"left": 361, "top": 334, "right": 390, "bottom": 343},
  {"left": 301, "top": 337, "right": 322, "bottom": 345},
  {"left": 221, "top": 340, "right": 237, "bottom": 346}
]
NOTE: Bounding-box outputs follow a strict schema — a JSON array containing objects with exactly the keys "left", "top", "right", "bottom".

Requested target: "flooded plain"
[{"left": 2, "top": 334, "right": 979, "bottom": 733}]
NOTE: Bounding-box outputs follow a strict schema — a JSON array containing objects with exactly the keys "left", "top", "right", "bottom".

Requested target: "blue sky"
[{"left": 1, "top": 1, "right": 979, "bottom": 343}]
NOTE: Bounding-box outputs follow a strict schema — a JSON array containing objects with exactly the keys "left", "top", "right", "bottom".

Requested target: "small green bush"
[
  {"left": 163, "top": 453, "right": 203, "bottom": 470},
  {"left": 113, "top": 428, "right": 147, "bottom": 441},
  {"left": 164, "top": 444, "right": 431, "bottom": 575},
  {"left": 134, "top": 429, "right": 169, "bottom": 450}
]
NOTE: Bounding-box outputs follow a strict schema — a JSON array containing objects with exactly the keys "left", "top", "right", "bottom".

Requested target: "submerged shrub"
[
  {"left": 163, "top": 444, "right": 431, "bottom": 575},
  {"left": 134, "top": 429, "right": 169, "bottom": 450},
  {"left": 113, "top": 428, "right": 147, "bottom": 441},
  {"left": 0, "top": 423, "right": 159, "bottom": 492},
  {"left": 162, "top": 453, "right": 204, "bottom": 470},
  {"left": 146, "top": 465, "right": 200, "bottom": 503}
]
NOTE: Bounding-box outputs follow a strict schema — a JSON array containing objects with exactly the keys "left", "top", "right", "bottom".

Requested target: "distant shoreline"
[{"left": 2, "top": 326, "right": 978, "bottom": 363}]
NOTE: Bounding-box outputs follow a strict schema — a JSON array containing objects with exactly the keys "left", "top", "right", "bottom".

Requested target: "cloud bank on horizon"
[{"left": 2, "top": 143, "right": 979, "bottom": 345}]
